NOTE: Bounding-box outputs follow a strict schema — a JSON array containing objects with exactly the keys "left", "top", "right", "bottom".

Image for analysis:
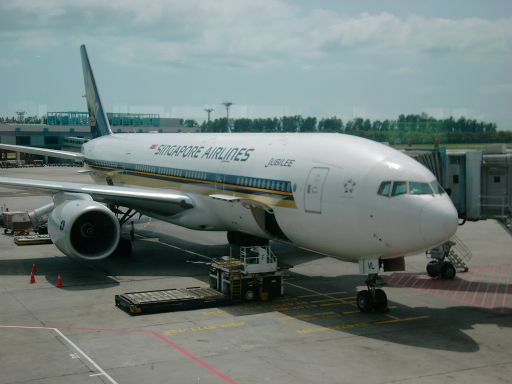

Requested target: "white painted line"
[
  {"left": 53, "top": 328, "right": 119, "bottom": 384},
  {"left": 0, "top": 325, "right": 119, "bottom": 384},
  {"left": 140, "top": 234, "right": 212, "bottom": 261}
]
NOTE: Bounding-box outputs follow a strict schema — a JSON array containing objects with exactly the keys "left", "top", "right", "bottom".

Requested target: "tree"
[
  {"left": 183, "top": 119, "right": 198, "bottom": 128},
  {"left": 302, "top": 117, "right": 317, "bottom": 132}
]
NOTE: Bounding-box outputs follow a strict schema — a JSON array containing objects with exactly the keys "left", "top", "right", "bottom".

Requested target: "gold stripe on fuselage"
[{"left": 87, "top": 165, "right": 298, "bottom": 209}]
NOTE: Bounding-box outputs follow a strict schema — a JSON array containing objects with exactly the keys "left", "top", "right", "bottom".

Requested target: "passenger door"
[{"left": 304, "top": 167, "right": 329, "bottom": 213}]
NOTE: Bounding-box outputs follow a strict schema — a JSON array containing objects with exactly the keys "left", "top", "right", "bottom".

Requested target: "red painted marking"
[
  {"left": 402, "top": 274, "right": 416, "bottom": 288},
  {"left": 451, "top": 275, "right": 469, "bottom": 302},
  {"left": 490, "top": 264, "right": 506, "bottom": 309},
  {"left": 444, "top": 278, "right": 458, "bottom": 297},
  {"left": 461, "top": 279, "right": 474, "bottom": 304},
  {"left": 418, "top": 275, "right": 431, "bottom": 291},
  {"left": 151, "top": 331, "right": 236, "bottom": 384},
  {"left": 386, "top": 274, "right": 398, "bottom": 285},
  {"left": 500, "top": 264, "right": 512, "bottom": 313},
  {"left": 469, "top": 281, "right": 482, "bottom": 305},
  {"left": 410, "top": 275, "right": 423, "bottom": 289},
  {"left": 479, "top": 266, "right": 496, "bottom": 308},
  {"left": 393, "top": 273, "right": 408, "bottom": 286}
]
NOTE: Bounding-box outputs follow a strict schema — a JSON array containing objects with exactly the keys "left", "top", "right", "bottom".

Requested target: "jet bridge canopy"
[{"left": 404, "top": 145, "right": 511, "bottom": 221}]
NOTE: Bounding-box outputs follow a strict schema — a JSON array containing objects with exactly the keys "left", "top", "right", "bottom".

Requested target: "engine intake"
[{"left": 48, "top": 194, "right": 120, "bottom": 261}]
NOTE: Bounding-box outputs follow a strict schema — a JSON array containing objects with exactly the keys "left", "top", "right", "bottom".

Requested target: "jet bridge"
[{"left": 405, "top": 144, "right": 512, "bottom": 222}]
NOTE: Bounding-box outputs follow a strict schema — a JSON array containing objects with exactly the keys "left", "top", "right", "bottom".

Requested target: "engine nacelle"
[{"left": 48, "top": 194, "right": 120, "bottom": 261}]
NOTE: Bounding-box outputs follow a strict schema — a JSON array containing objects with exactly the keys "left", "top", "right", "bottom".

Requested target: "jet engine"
[{"left": 48, "top": 193, "right": 120, "bottom": 261}]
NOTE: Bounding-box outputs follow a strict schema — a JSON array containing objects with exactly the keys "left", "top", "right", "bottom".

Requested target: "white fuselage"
[{"left": 82, "top": 132, "right": 458, "bottom": 261}]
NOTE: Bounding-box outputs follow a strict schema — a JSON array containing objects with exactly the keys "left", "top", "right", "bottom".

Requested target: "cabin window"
[
  {"left": 494, "top": 176, "right": 501, "bottom": 183},
  {"left": 377, "top": 181, "right": 391, "bottom": 196},
  {"left": 453, "top": 175, "right": 459, "bottom": 184},
  {"left": 391, "top": 181, "right": 407, "bottom": 196}
]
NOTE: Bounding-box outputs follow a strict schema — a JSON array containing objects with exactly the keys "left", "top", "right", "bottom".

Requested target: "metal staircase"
[
  {"left": 445, "top": 236, "right": 472, "bottom": 271},
  {"left": 427, "top": 235, "right": 472, "bottom": 272},
  {"left": 229, "top": 266, "right": 242, "bottom": 301}
]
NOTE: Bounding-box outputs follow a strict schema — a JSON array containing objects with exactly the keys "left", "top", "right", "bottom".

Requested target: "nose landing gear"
[{"left": 356, "top": 273, "right": 388, "bottom": 313}]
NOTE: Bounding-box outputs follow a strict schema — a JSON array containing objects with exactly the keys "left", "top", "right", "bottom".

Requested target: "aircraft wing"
[
  {"left": 0, "top": 177, "right": 194, "bottom": 216},
  {"left": 0, "top": 143, "right": 84, "bottom": 161}
]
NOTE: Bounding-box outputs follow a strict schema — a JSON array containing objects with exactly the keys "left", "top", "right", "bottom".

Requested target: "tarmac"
[{"left": 1, "top": 166, "right": 512, "bottom": 384}]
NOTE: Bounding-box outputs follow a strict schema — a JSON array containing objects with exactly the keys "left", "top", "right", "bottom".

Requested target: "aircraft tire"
[
  {"left": 440, "top": 262, "right": 456, "bottom": 280},
  {"left": 426, "top": 261, "right": 439, "bottom": 278},
  {"left": 356, "top": 290, "right": 374, "bottom": 313},
  {"left": 374, "top": 289, "right": 388, "bottom": 312}
]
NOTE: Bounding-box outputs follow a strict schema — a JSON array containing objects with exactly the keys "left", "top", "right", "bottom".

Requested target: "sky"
[{"left": 1, "top": 0, "right": 512, "bottom": 129}]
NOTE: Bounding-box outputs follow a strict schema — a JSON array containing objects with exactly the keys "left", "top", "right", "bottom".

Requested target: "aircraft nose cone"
[{"left": 420, "top": 198, "right": 458, "bottom": 247}]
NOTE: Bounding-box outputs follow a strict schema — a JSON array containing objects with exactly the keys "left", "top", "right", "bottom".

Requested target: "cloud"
[{"left": 1, "top": 1, "right": 511, "bottom": 68}]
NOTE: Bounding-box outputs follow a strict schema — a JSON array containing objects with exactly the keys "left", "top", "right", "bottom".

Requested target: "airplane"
[{"left": 0, "top": 45, "right": 458, "bottom": 312}]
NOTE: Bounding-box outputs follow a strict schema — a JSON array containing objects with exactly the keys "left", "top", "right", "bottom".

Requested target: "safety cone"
[
  {"left": 56, "top": 272, "right": 63, "bottom": 288},
  {"left": 29, "top": 269, "right": 36, "bottom": 284},
  {"left": 32, "top": 264, "right": 37, "bottom": 274}
]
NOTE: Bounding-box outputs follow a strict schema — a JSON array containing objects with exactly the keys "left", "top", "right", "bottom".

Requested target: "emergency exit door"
[{"left": 304, "top": 167, "right": 329, "bottom": 213}]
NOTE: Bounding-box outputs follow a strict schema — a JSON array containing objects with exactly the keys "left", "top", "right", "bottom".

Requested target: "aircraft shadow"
[{"left": 2, "top": 234, "right": 511, "bottom": 353}]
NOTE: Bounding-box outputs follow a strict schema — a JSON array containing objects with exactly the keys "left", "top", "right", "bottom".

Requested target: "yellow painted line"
[
  {"left": 285, "top": 282, "right": 357, "bottom": 307},
  {"left": 162, "top": 321, "right": 245, "bottom": 335},
  {"left": 297, "top": 321, "right": 370, "bottom": 335},
  {"left": 319, "top": 302, "right": 347, "bottom": 307},
  {"left": 374, "top": 315, "right": 429, "bottom": 325},
  {"left": 298, "top": 291, "right": 348, "bottom": 298},
  {"left": 286, "top": 281, "right": 402, "bottom": 322},
  {"left": 311, "top": 297, "right": 354, "bottom": 304},
  {"left": 201, "top": 309, "right": 229, "bottom": 316}
]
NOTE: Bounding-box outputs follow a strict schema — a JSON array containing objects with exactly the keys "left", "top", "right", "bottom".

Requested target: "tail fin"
[{"left": 80, "top": 45, "right": 112, "bottom": 138}]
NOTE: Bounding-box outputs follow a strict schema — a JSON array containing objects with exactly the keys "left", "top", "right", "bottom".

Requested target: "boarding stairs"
[
  {"left": 229, "top": 265, "right": 242, "bottom": 301},
  {"left": 427, "top": 235, "right": 472, "bottom": 272}
]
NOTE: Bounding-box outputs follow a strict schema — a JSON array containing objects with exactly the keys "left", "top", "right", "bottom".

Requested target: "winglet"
[{"left": 80, "top": 45, "right": 112, "bottom": 138}]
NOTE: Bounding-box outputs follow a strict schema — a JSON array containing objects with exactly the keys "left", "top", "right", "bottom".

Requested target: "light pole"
[
  {"left": 15, "top": 111, "right": 26, "bottom": 123},
  {"left": 204, "top": 108, "right": 214, "bottom": 123},
  {"left": 204, "top": 108, "right": 214, "bottom": 132},
  {"left": 222, "top": 102, "right": 233, "bottom": 133}
]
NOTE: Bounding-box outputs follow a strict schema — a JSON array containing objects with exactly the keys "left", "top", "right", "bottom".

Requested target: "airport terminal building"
[{"left": 0, "top": 112, "right": 197, "bottom": 164}]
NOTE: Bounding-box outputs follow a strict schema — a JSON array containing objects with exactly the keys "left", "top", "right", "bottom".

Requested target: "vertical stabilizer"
[{"left": 80, "top": 45, "right": 112, "bottom": 138}]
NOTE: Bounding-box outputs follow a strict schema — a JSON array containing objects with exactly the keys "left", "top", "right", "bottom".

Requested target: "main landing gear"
[
  {"left": 108, "top": 205, "right": 140, "bottom": 259},
  {"left": 356, "top": 273, "right": 388, "bottom": 313}
]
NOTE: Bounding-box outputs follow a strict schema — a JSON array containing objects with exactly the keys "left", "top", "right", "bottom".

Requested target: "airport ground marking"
[
  {"left": 151, "top": 331, "right": 237, "bottom": 384},
  {"left": 0, "top": 325, "right": 119, "bottom": 384},
  {"left": 2, "top": 324, "right": 238, "bottom": 384},
  {"left": 162, "top": 321, "right": 245, "bottom": 335},
  {"left": 285, "top": 281, "right": 357, "bottom": 308},
  {"left": 374, "top": 315, "right": 429, "bottom": 325},
  {"left": 500, "top": 264, "right": 512, "bottom": 313},
  {"left": 298, "top": 291, "right": 348, "bottom": 298},
  {"left": 285, "top": 281, "right": 403, "bottom": 322},
  {"left": 139, "top": 234, "right": 213, "bottom": 261}
]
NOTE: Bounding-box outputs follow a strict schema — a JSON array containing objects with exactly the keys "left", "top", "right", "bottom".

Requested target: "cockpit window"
[
  {"left": 391, "top": 181, "right": 407, "bottom": 196},
  {"left": 377, "top": 181, "right": 391, "bottom": 196},
  {"left": 409, "top": 182, "right": 433, "bottom": 195},
  {"left": 378, "top": 180, "right": 443, "bottom": 197},
  {"left": 430, "top": 180, "right": 446, "bottom": 194}
]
